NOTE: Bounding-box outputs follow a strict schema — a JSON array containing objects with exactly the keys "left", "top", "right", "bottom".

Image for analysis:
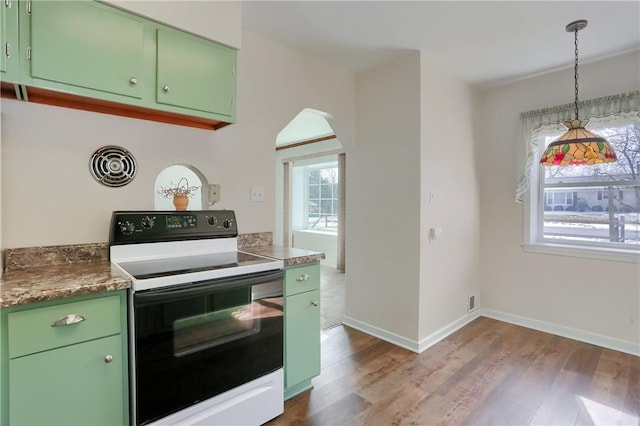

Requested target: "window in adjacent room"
[{"left": 305, "top": 164, "right": 338, "bottom": 232}]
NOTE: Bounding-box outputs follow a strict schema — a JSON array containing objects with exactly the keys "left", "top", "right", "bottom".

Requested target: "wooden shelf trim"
[{"left": 0, "top": 83, "right": 231, "bottom": 131}]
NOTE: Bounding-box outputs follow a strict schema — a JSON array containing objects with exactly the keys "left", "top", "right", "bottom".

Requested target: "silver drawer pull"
[
  {"left": 296, "top": 274, "right": 310, "bottom": 282},
  {"left": 51, "top": 314, "right": 86, "bottom": 327},
  {"left": 311, "top": 301, "right": 319, "bottom": 307},
  {"left": 104, "top": 355, "right": 114, "bottom": 364}
]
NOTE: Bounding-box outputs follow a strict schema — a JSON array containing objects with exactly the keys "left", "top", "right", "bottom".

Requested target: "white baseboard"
[
  {"left": 417, "top": 310, "right": 482, "bottom": 353},
  {"left": 481, "top": 308, "right": 640, "bottom": 357},
  {"left": 342, "top": 315, "right": 421, "bottom": 352},
  {"left": 342, "top": 310, "right": 482, "bottom": 354},
  {"left": 342, "top": 309, "right": 639, "bottom": 357}
]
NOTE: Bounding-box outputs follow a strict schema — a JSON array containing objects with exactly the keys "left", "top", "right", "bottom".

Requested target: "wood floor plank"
[
  {"left": 529, "top": 343, "right": 603, "bottom": 426},
  {"left": 269, "top": 320, "right": 640, "bottom": 426},
  {"left": 306, "top": 392, "right": 371, "bottom": 426}
]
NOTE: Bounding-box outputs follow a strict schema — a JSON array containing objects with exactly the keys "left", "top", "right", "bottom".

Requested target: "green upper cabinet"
[
  {"left": 0, "top": 0, "right": 19, "bottom": 82},
  {"left": 156, "top": 28, "right": 237, "bottom": 118},
  {"left": 28, "top": 0, "right": 144, "bottom": 99}
]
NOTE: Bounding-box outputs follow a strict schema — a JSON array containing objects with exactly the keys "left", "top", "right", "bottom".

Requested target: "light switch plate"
[
  {"left": 209, "top": 184, "right": 221, "bottom": 204},
  {"left": 250, "top": 186, "right": 265, "bottom": 202}
]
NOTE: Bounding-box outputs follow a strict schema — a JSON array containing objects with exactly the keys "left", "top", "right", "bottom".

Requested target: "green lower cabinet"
[
  {"left": 284, "top": 263, "right": 321, "bottom": 400},
  {"left": 0, "top": 291, "right": 129, "bottom": 426},
  {"left": 9, "top": 335, "right": 124, "bottom": 426}
]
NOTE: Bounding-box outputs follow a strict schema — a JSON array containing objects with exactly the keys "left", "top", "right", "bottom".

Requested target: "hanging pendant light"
[{"left": 539, "top": 20, "right": 617, "bottom": 166}]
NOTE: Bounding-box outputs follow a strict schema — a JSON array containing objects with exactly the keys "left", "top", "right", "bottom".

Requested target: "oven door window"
[
  {"left": 133, "top": 272, "right": 283, "bottom": 425},
  {"left": 173, "top": 286, "right": 260, "bottom": 357}
]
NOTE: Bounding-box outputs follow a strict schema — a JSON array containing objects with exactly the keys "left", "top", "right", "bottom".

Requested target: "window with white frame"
[
  {"left": 305, "top": 165, "right": 338, "bottom": 231},
  {"left": 534, "top": 122, "right": 640, "bottom": 251}
]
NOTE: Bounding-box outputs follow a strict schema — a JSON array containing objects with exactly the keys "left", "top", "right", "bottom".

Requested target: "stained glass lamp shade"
[
  {"left": 540, "top": 20, "right": 617, "bottom": 167},
  {"left": 539, "top": 119, "right": 617, "bottom": 166}
]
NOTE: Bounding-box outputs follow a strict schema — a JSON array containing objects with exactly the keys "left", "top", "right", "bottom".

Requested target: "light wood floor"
[
  {"left": 320, "top": 262, "right": 345, "bottom": 330},
  {"left": 270, "top": 317, "right": 640, "bottom": 425}
]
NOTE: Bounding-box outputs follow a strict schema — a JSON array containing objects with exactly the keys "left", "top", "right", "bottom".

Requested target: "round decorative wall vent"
[{"left": 89, "top": 145, "right": 137, "bottom": 187}]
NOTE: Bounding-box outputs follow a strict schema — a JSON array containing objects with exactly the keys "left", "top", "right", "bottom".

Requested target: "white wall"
[
  {"left": 103, "top": 0, "right": 242, "bottom": 48},
  {"left": 477, "top": 51, "right": 640, "bottom": 351},
  {"left": 418, "top": 53, "right": 480, "bottom": 342},
  {"left": 0, "top": 30, "right": 355, "bottom": 248},
  {"left": 346, "top": 52, "right": 422, "bottom": 342}
]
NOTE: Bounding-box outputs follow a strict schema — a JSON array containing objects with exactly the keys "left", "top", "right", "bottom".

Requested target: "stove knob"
[
  {"left": 222, "top": 219, "right": 233, "bottom": 229},
  {"left": 207, "top": 216, "right": 218, "bottom": 226},
  {"left": 120, "top": 221, "right": 135, "bottom": 235},
  {"left": 141, "top": 216, "right": 155, "bottom": 230}
]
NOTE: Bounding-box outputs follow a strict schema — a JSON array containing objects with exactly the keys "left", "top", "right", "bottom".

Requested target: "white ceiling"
[{"left": 242, "top": 1, "right": 640, "bottom": 87}]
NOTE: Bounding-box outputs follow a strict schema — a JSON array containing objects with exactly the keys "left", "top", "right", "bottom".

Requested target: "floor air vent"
[{"left": 89, "top": 145, "right": 137, "bottom": 187}]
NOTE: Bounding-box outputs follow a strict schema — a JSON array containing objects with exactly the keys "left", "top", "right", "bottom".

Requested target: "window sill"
[{"left": 522, "top": 243, "right": 640, "bottom": 263}]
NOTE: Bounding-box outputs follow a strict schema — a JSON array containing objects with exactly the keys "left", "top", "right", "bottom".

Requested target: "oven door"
[{"left": 132, "top": 270, "right": 284, "bottom": 426}]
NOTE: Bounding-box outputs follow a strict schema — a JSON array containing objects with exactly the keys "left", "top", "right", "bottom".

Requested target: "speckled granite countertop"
[
  {"left": 0, "top": 243, "right": 131, "bottom": 308},
  {"left": 241, "top": 245, "right": 325, "bottom": 267}
]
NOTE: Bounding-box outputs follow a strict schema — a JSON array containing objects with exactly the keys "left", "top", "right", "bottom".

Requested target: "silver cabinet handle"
[
  {"left": 104, "top": 355, "right": 114, "bottom": 364},
  {"left": 296, "top": 274, "right": 310, "bottom": 282},
  {"left": 51, "top": 314, "right": 85, "bottom": 327},
  {"left": 129, "top": 76, "right": 138, "bottom": 85},
  {"left": 311, "top": 301, "right": 319, "bottom": 307},
  {"left": 162, "top": 85, "right": 170, "bottom": 92}
]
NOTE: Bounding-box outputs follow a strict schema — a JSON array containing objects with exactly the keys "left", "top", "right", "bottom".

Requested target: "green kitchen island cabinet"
[
  {"left": 0, "top": 0, "right": 19, "bottom": 83},
  {"left": 284, "top": 262, "right": 321, "bottom": 400},
  {"left": 1, "top": 290, "right": 129, "bottom": 426}
]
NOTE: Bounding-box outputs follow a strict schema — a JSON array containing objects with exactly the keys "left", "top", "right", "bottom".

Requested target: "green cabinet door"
[
  {"left": 9, "top": 334, "right": 124, "bottom": 426},
  {"left": 156, "top": 28, "right": 237, "bottom": 117},
  {"left": 0, "top": 0, "right": 19, "bottom": 82},
  {"left": 29, "top": 0, "right": 144, "bottom": 98},
  {"left": 285, "top": 289, "right": 321, "bottom": 388}
]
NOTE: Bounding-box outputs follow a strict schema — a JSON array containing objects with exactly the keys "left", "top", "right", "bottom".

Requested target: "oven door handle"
[{"left": 134, "top": 270, "right": 283, "bottom": 305}]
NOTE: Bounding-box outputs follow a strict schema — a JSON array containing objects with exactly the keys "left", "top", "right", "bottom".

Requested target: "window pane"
[
  {"left": 308, "top": 169, "right": 320, "bottom": 184},
  {"left": 304, "top": 165, "right": 338, "bottom": 232},
  {"left": 542, "top": 185, "right": 640, "bottom": 246},
  {"left": 308, "top": 185, "right": 319, "bottom": 199}
]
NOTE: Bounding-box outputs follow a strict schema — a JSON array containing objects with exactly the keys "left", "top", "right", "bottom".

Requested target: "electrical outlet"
[{"left": 250, "top": 186, "right": 265, "bottom": 202}]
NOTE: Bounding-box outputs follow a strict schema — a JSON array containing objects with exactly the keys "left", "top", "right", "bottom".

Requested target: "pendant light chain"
[{"left": 573, "top": 27, "right": 580, "bottom": 120}]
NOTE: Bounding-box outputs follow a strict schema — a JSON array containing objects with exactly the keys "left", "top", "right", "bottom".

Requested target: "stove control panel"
[{"left": 110, "top": 210, "right": 238, "bottom": 245}]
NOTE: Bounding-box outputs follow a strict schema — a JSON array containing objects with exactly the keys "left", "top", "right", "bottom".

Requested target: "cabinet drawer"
[
  {"left": 285, "top": 263, "right": 320, "bottom": 296},
  {"left": 8, "top": 294, "right": 121, "bottom": 359}
]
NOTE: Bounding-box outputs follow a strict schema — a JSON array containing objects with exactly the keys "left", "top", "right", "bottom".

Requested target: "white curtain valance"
[{"left": 516, "top": 91, "right": 640, "bottom": 203}]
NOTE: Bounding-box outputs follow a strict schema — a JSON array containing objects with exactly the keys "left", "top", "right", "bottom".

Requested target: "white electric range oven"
[{"left": 109, "top": 210, "right": 284, "bottom": 426}]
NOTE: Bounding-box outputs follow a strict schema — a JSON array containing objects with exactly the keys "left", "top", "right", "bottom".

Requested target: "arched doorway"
[{"left": 275, "top": 108, "right": 346, "bottom": 329}]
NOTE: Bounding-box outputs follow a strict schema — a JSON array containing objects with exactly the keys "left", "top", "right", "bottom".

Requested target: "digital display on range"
[{"left": 166, "top": 215, "right": 197, "bottom": 229}]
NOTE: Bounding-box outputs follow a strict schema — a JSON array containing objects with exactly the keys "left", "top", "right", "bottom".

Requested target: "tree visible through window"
[
  {"left": 540, "top": 123, "right": 640, "bottom": 247},
  {"left": 306, "top": 166, "right": 338, "bottom": 231}
]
